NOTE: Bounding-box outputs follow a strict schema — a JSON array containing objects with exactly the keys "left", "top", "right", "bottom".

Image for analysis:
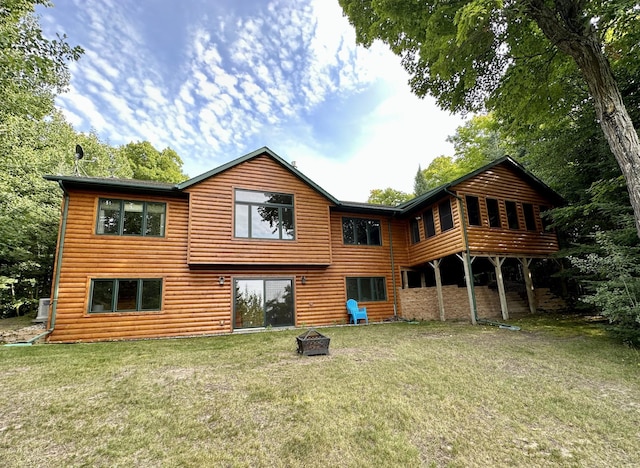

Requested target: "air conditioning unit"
[{"left": 35, "top": 298, "right": 51, "bottom": 323}]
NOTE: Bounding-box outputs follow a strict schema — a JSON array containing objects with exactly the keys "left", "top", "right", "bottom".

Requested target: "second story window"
[
  {"left": 410, "top": 218, "right": 420, "bottom": 244},
  {"left": 439, "top": 199, "right": 454, "bottom": 232},
  {"left": 97, "top": 199, "right": 166, "bottom": 236},
  {"left": 505, "top": 201, "right": 520, "bottom": 229},
  {"left": 423, "top": 208, "right": 436, "bottom": 238},
  {"left": 342, "top": 218, "right": 382, "bottom": 245},
  {"left": 465, "top": 195, "right": 481, "bottom": 226},
  {"left": 235, "top": 190, "right": 295, "bottom": 240},
  {"left": 523, "top": 203, "right": 537, "bottom": 231},
  {"left": 486, "top": 198, "right": 501, "bottom": 228}
]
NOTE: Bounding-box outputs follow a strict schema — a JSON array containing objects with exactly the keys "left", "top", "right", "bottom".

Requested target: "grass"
[{"left": 1, "top": 315, "right": 639, "bottom": 467}]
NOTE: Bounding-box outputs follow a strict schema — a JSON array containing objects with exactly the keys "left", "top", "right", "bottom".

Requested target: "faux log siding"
[
  {"left": 186, "top": 155, "right": 333, "bottom": 265},
  {"left": 320, "top": 212, "right": 409, "bottom": 323},
  {"left": 453, "top": 165, "right": 559, "bottom": 256},
  {"left": 405, "top": 196, "right": 465, "bottom": 266},
  {"left": 48, "top": 190, "right": 236, "bottom": 343}
]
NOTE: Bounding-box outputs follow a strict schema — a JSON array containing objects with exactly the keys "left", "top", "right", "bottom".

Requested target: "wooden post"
[
  {"left": 457, "top": 253, "right": 477, "bottom": 325},
  {"left": 489, "top": 256, "right": 509, "bottom": 320},
  {"left": 420, "top": 272, "right": 427, "bottom": 288},
  {"left": 429, "top": 259, "right": 445, "bottom": 321},
  {"left": 520, "top": 257, "right": 537, "bottom": 314},
  {"left": 402, "top": 270, "right": 408, "bottom": 289}
]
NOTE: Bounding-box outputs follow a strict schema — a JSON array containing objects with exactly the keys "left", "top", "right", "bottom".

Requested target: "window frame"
[
  {"left": 345, "top": 277, "right": 387, "bottom": 302},
  {"left": 410, "top": 218, "right": 421, "bottom": 244},
  {"left": 88, "top": 278, "right": 163, "bottom": 314},
  {"left": 423, "top": 208, "right": 436, "bottom": 238},
  {"left": 522, "top": 203, "right": 538, "bottom": 231},
  {"left": 486, "top": 198, "right": 501, "bottom": 228},
  {"left": 96, "top": 198, "right": 166, "bottom": 237},
  {"left": 234, "top": 189, "right": 295, "bottom": 241},
  {"left": 465, "top": 195, "right": 482, "bottom": 226},
  {"left": 505, "top": 200, "right": 520, "bottom": 230},
  {"left": 342, "top": 217, "right": 382, "bottom": 246},
  {"left": 438, "top": 199, "right": 454, "bottom": 232}
]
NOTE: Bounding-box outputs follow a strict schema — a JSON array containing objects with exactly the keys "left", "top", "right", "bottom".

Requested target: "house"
[{"left": 43, "top": 147, "right": 563, "bottom": 343}]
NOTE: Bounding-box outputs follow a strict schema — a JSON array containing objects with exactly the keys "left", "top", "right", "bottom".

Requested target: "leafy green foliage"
[
  {"left": 118, "top": 141, "right": 188, "bottom": 183},
  {"left": 368, "top": 187, "right": 412, "bottom": 206},
  {"left": 0, "top": 2, "right": 187, "bottom": 318},
  {"left": 570, "top": 230, "right": 640, "bottom": 346}
]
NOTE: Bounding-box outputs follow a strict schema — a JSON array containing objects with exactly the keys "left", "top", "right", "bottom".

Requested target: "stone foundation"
[{"left": 398, "top": 286, "right": 565, "bottom": 322}]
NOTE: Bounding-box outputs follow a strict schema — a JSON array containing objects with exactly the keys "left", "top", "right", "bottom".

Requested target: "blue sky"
[{"left": 39, "top": 0, "right": 465, "bottom": 202}]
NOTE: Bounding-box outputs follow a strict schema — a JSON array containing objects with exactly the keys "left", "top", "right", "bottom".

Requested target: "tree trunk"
[{"left": 526, "top": 1, "right": 640, "bottom": 238}]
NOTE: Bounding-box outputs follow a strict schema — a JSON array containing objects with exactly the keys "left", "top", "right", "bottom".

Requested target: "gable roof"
[
  {"left": 397, "top": 156, "right": 564, "bottom": 216},
  {"left": 44, "top": 150, "right": 563, "bottom": 218},
  {"left": 177, "top": 146, "right": 340, "bottom": 205}
]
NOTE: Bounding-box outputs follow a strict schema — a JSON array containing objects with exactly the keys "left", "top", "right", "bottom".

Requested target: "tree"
[
  {"left": 368, "top": 187, "right": 412, "bottom": 205},
  {"left": 339, "top": 0, "right": 640, "bottom": 237},
  {"left": 413, "top": 165, "right": 430, "bottom": 196},
  {"left": 447, "top": 114, "right": 508, "bottom": 170},
  {"left": 118, "top": 141, "right": 188, "bottom": 183},
  {"left": 0, "top": 0, "right": 82, "bottom": 121}
]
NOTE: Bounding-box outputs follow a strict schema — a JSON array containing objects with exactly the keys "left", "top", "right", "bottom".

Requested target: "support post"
[
  {"left": 520, "top": 257, "right": 537, "bottom": 314},
  {"left": 402, "top": 270, "right": 408, "bottom": 289},
  {"left": 457, "top": 253, "right": 477, "bottom": 325},
  {"left": 489, "top": 256, "right": 509, "bottom": 320},
  {"left": 429, "top": 259, "right": 445, "bottom": 321}
]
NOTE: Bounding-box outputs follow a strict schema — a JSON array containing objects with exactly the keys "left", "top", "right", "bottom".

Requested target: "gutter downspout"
[
  {"left": 444, "top": 188, "right": 520, "bottom": 332},
  {"left": 388, "top": 217, "right": 398, "bottom": 317},
  {"left": 445, "top": 189, "right": 478, "bottom": 324},
  {"left": 5, "top": 182, "right": 68, "bottom": 346}
]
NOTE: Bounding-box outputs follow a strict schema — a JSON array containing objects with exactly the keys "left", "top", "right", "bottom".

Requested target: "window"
[
  {"left": 97, "top": 199, "right": 166, "bottom": 236},
  {"left": 410, "top": 218, "right": 420, "bottom": 244},
  {"left": 465, "top": 195, "right": 481, "bottom": 226},
  {"left": 346, "top": 277, "right": 387, "bottom": 302},
  {"left": 486, "top": 198, "right": 501, "bottom": 228},
  {"left": 505, "top": 201, "right": 520, "bottom": 229},
  {"left": 89, "top": 279, "right": 162, "bottom": 313},
  {"left": 235, "top": 190, "right": 294, "bottom": 240},
  {"left": 423, "top": 208, "right": 436, "bottom": 238},
  {"left": 234, "top": 279, "right": 293, "bottom": 329},
  {"left": 523, "top": 203, "right": 537, "bottom": 231},
  {"left": 438, "top": 199, "right": 454, "bottom": 232},
  {"left": 342, "top": 218, "right": 382, "bottom": 245}
]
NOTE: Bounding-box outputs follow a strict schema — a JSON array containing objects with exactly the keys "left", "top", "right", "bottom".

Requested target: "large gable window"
[
  {"left": 235, "top": 190, "right": 295, "bottom": 240},
  {"left": 97, "top": 199, "right": 166, "bottom": 236},
  {"left": 342, "top": 218, "right": 382, "bottom": 245}
]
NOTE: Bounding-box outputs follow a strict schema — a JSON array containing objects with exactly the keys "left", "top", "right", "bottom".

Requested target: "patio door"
[{"left": 233, "top": 278, "right": 294, "bottom": 329}]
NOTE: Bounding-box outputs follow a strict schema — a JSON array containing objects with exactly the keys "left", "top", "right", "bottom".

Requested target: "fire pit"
[{"left": 296, "top": 328, "right": 330, "bottom": 356}]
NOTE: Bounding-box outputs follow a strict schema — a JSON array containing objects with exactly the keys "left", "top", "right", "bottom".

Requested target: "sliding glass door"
[{"left": 234, "top": 278, "right": 294, "bottom": 329}]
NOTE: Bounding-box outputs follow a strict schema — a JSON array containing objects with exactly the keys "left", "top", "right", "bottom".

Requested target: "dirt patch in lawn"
[{"left": 0, "top": 323, "right": 46, "bottom": 344}]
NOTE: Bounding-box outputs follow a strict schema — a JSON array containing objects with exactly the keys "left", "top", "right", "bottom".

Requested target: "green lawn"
[{"left": 1, "top": 316, "right": 639, "bottom": 467}]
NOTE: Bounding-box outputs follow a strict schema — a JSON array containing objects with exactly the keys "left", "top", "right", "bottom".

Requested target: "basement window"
[
  {"left": 346, "top": 277, "right": 387, "bottom": 302},
  {"left": 89, "top": 278, "right": 162, "bottom": 313}
]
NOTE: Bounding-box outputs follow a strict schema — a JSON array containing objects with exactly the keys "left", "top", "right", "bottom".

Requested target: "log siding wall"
[{"left": 186, "top": 155, "right": 333, "bottom": 266}]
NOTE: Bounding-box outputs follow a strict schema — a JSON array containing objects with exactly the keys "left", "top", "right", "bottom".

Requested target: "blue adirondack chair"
[{"left": 346, "top": 299, "right": 368, "bottom": 324}]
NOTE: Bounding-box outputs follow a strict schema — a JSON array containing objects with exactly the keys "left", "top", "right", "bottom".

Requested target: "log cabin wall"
[
  {"left": 452, "top": 165, "right": 559, "bottom": 256},
  {"left": 47, "top": 189, "right": 236, "bottom": 342},
  {"left": 185, "top": 155, "right": 333, "bottom": 266}
]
